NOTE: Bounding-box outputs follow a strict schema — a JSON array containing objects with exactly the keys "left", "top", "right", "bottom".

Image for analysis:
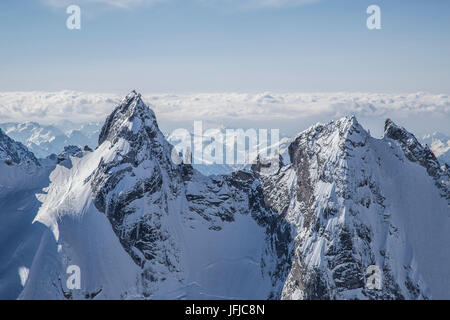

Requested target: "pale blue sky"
[{"left": 1, "top": 0, "right": 450, "bottom": 93}]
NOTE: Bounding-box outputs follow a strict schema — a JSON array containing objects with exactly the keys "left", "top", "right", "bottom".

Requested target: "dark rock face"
[
  {"left": 288, "top": 136, "right": 316, "bottom": 229},
  {"left": 57, "top": 145, "right": 83, "bottom": 163},
  {"left": 384, "top": 119, "right": 449, "bottom": 201},
  {"left": 281, "top": 118, "right": 376, "bottom": 299},
  {"left": 385, "top": 118, "right": 438, "bottom": 172},
  {"left": 90, "top": 91, "right": 183, "bottom": 276},
  {"left": 0, "top": 128, "right": 39, "bottom": 166}
]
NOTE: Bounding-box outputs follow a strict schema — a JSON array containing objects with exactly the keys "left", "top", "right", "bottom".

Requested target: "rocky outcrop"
[
  {"left": 0, "top": 128, "right": 39, "bottom": 166},
  {"left": 384, "top": 119, "right": 449, "bottom": 201}
]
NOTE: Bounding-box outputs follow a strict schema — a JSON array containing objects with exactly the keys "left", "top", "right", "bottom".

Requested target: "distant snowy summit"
[
  {"left": 1, "top": 118, "right": 447, "bottom": 176},
  {"left": 0, "top": 121, "right": 100, "bottom": 159},
  {"left": 0, "top": 91, "right": 448, "bottom": 300},
  {"left": 422, "top": 132, "right": 450, "bottom": 165}
]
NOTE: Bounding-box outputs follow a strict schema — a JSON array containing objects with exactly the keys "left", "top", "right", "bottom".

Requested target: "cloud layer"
[{"left": 0, "top": 91, "right": 449, "bottom": 136}]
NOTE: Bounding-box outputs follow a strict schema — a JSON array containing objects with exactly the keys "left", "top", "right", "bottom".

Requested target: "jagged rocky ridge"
[
  {"left": 384, "top": 119, "right": 449, "bottom": 200},
  {"left": 254, "top": 116, "right": 449, "bottom": 299},
  {"left": 0, "top": 91, "right": 448, "bottom": 299}
]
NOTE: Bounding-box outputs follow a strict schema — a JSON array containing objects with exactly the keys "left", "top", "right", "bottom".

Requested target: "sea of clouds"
[{"left": 0, "top": 91, "right": 449, "bottom": 136}]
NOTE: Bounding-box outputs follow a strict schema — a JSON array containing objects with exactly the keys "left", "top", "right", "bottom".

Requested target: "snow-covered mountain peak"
[
  {"left": 98, "top": 90, "right": 158, "bottom": 146},
  {"left": 293, "top": 115, "right": 367, "bottom": 143},
  {"left": 67, "top": 93, "right": 290, "bottom": 299},
  {"left": 287, "top": 115, "right": 369, "bottom": 168},
  {"left": 254, "top": 115, "right": 450, "bottom": 299},
  {"left": 328, "top": 115, "right": 368, "bottom": 143}
]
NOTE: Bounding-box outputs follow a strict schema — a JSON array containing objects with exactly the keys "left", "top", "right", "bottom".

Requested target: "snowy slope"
[
  {"left": 19, "top": 143, "right": 141, "bottom": 299},
  {"left": 0, "top": 129, "right": 56, "bottom": 299}
]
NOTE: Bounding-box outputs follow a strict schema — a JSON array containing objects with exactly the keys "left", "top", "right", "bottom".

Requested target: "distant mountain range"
[
  {"left": 422, "top": 132, "right": 450, "bottom": 165},
  {"left": 0, "top": 120, "right": 447, "bottom": 176},
  {"left": 0, "top": 121, "right": 100, "bottom": 159}
]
